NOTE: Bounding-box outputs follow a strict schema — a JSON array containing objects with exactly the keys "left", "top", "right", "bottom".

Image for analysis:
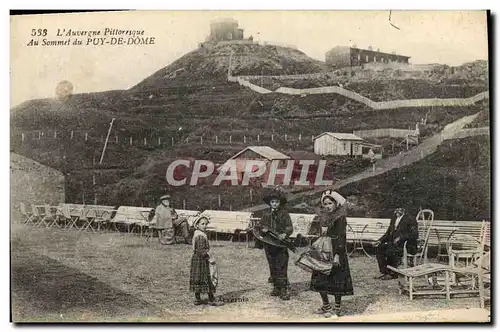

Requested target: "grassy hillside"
[
  {"left": 334, "top": 135, "right": 491, "bottom": 220},
  {"left": 10, "top": 42, "right": 490, "bottom": 209}
]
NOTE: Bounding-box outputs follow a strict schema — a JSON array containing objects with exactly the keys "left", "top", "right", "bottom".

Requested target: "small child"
[{"left": 189, "top": 216, "right": 224, "bottom": 306}]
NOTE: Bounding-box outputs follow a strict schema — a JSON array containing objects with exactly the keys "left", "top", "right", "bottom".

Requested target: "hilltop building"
[
  {"left": 208, "top": 18, "right": 244, "bottom": 42},
  {"left": 325, "top": 46, "right": 410, "bottom": 70},
  {"left": 201, "top": 18, "right": 254, "bottom": 48}
]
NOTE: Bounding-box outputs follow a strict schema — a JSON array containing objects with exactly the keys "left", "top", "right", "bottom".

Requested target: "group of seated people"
[{"left": 149, "top": 192, "right": 420, "bottom": 282}]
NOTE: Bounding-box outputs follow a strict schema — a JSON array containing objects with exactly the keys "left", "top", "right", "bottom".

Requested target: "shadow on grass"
[
  {"left": 289, "top": 281, "right": 311, "bottom": 296},
  {"left": 343, "top": 294, "right": 381, "bottom": 316}
]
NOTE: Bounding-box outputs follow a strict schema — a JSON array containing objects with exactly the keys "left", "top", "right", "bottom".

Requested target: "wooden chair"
[
  {"left": 450, "top": 222, "right": 490, "bottom": 294},
  {"left": 448, "top": 220, "right": 488, "bottom": 269},
  {"left": 403, "top": 209, "right": 434, "bottom": 268},
  {"left": 388, "top": 263, "right": 452, "bottom": 300},
  {"left": 477, "top": 252, "right": 491, "bottom": 308}
]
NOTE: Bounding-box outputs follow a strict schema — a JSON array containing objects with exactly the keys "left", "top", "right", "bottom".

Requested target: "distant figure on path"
[{"left": 374, "top": 208, "right": 418, "bottom": 280}]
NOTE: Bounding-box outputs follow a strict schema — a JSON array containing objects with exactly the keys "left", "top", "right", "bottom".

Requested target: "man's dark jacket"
[{"left": 379, "top": 213, "right": 419, "bottom": 254}]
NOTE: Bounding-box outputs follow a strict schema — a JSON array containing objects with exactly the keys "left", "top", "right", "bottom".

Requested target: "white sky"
[{"left": 10, "top": 10, "right": 489, "bottom": 107}]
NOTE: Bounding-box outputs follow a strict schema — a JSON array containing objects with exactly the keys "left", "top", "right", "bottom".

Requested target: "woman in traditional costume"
[{"left": 296, "top": 190, "right": 354, "bottom": 317}]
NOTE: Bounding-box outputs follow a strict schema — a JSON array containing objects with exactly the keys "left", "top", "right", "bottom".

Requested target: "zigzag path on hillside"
[
  {"left": 229, "top": 76, "right": 489, "bottom": 110},
  {"left": 241, "top": 113, "right": 484, "bottom": 213}
]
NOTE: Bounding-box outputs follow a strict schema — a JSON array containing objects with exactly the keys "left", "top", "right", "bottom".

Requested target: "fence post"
[
  {"left": 271, "top": 134, "right": 274, "bottom": 141},
  {"left": 186, "top": 137, "right": 189, "bottom": 143},
  {"left": 54, "top": 131, "right": 57, "bottom": 139},
  {"left": 299, "top": 133, "right": 302, "bottom": 141},
  {"left": 244, "top": 135, "right": 246, "bottom": 144},
  {"left": 130, "top": 137, "right": 133, "bottom": 146},
  {"left": 201, "top": 136, "right": 203, "bottom": 145},
  {"left": 158, "top": 137, "right": 161, "bottom": 145},
  {"left": 71, "top": 131, "right": 74, "bottom": 139},
  {"left": 285, "top": 134, "right": 287, "bottom": 141},
  {"left": 85, "top": 133, "right": 88, "bottom": 142},
  {"left": 183, "top": 199, "right": 186, "bottom": 210},
  {"left": 171, "top": 137, "right": 174, "bottom": 146},
  {"left": 38, "top": 132, "right": 41, "bottom": 140},
  {"left": 311, "top": 135, "right": 314, "bottom": 142},
  {"left": 21, "top": 133, "right": 25, "bottom": 142},
  {"left": 115, "top": 135, "right": 118, "bottom": 144},
  {"left": 215, "top": 136, "right": 218, "bottom": 144},
  {"left": 144, "top": 137, "right": 147, "bottom": 146},
  {"left": 257, "top": 134, "right": 260, "bottom": 142},
  {"left": 229, "top": 136, "right": 232, "bottom": 144},
  {"left": 218, "top": 195, "right": 221, "bottom": 208}
]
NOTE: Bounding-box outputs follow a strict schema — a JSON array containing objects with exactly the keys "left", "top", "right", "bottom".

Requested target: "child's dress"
[{"left": 189, "top": 229, "right": 216, "bottom": 294}]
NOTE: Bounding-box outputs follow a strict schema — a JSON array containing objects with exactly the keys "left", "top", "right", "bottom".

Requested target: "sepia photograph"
[{"left": 9, "top": 9, "right": 491, "bottom": 323}]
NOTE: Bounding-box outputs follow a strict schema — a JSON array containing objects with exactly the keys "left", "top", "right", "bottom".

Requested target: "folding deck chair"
[
  {"left": 19, "top": 202, "right": 34, "bottom": 225},
  {"left": 43, "top": 204, "right": 59, "bottom": 228},
  {"left": 73, "top": 207, "right": 91, "bottom": 231},
  {"left": 62, "top": 205, "right": 83, "bottom": 230},
  {"left": 31, "top": 204, "right": 48, "bottom": 228}
]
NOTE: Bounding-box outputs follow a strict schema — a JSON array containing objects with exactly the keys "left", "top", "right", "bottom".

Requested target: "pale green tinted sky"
[{"left": 10, "top": 10, "right": 488, "bottom": 106}]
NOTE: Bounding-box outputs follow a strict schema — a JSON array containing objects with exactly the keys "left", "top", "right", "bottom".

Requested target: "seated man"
[
  {"left": 153, "top": 195, "right": 191, "bottom": 245},
  {"left": 374, "top": 208, "right": 418, "bottom": 280}
]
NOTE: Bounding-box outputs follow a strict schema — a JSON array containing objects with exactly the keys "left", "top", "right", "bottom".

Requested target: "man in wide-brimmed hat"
[
  {"left": 374, "top": 207, "right": 418, "bottom": 280},
  {"left": 257, "top": 187, "right": 293, "bottom": 300},
  {"left": 154, "top": 194, "right": 191, "bottom": 245}
]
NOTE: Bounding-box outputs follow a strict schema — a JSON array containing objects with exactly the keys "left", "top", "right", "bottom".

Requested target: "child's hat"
[
  {"left": 263, "top": 187, "right": 287, "bottom": 206},
  {"left": 192, "top": 214, "right": 211, "bottom": 228}
]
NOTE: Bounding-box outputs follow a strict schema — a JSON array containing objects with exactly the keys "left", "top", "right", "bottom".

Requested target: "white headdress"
[{"left": 321, "top": 190, "right": 346, "bottom": 207}]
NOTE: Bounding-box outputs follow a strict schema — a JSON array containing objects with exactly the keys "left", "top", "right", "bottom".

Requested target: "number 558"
[{"left": 31, "top": 29, "right": 47, "bottom": 36}]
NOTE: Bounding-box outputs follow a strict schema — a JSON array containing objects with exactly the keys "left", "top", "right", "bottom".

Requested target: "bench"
[
  {"left": 346, "top": 218, "right": 390, "bottom": 257},
  {"left": 200, "top": 210, "right": 254, "bottom": 243},
  {"left": 420, "top": 220, "right": 490, "bottom": 261},
  {"left": 111, "top": 206, "right": 155, "bottom": 235}
]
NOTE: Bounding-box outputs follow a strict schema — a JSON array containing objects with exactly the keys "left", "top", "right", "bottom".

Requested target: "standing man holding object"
[{"left": 258, "top": 188, "right": 293, "bottom": 301}]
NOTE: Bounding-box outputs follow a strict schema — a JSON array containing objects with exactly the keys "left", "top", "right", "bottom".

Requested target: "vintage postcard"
[{"left": 10, "top": 10, "right": 491, "bottom": 323}]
